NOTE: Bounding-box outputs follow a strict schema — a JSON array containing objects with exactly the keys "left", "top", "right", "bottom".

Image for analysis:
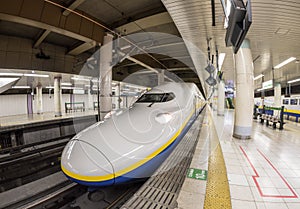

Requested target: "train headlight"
[{"left": 155, "top": 113, "right": 172, "bottom": 124}]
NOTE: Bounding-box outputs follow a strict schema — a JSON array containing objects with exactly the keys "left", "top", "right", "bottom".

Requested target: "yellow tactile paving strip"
[{"left": 204, "top": 113, "right": 232, "bottom": 209}]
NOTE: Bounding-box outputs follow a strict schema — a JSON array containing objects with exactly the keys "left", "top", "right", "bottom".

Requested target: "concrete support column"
[
  {"left": 233, "top": 39, "right": 254, "bottom": 139},
  {"left": 27, "top": 94, "right": 33, "bottom": 114},
  {"left": 10, "top": 132, "right": 17, "bottom": 147},
  {"left": 158, "top": 70, "right": 165, "bottom": 85},
  {"left": 274, "top": 83, "right": 281, "bottom": 107},
  {"left": 213, "top": 87, "right": 218, "bottom": 111},
  {"left": 217, "top": 80, "right": 225, "bottom": 116},
  {"left": 115, "top": 82, "right": 121, "bottom": 109},
  {"left": 99, "top": 33, "right": 113, "bottom": 120},
  {"left": 54, "top": 77, "right": 62, "bottom": 117},
  {"left": 36, "top": 82, "right": 43, "bottom": 114},
  {"left": 88, "top": 89, "right": 94, "bottom": 110}
]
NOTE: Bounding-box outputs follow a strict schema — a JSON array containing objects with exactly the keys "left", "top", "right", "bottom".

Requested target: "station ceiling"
[{"left": 0, "top": 0, "right": 299, "bottom": 96}]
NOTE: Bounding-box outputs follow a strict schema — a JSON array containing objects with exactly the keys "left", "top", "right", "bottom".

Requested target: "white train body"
[{"left": 61, "top": 82, "right": 205, "bottom": 187}]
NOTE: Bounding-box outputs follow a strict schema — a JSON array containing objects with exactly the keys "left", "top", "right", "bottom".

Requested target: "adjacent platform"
[{"left": 0, "top": 110, "right": 98, "bottom": 129}]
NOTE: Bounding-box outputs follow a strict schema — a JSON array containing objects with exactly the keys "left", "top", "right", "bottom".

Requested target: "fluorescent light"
[
  {"left": 0, "top": 72, "right": 23, "bottom": 76},
  {"left": 288, "top": 78, "right": 300, "bottom": 84},
  {"left": 0, "top": 73, "right": 49, "bottom": 78},
  {"left": 62, "top": 86, "right": 83, "bottom": 90},
  {"left": 12, "top": 86, "right": 31, "bottom": 89},
  {"left": 254, "top": 74, "right": 264, "bottom": 80},
  {"left": 218, "top": 53, "right": 226, "bottom": 71},
  {"left": 46, "top": 86, "right": 84, "bottom": 90},
  {"left": 0, "top": 77, "right": 19, "bottom": 87},
  {"left": 71, "top": 77, "right": 90, "bottom": 82},
  {"left": 274, "top": 57, "right": 296, "bottom": 69},
  {"left": 120, "top": 45, "right": 131, "bottom": 50},
  {"left": 24, "top": 73, "right": 49, "bottom": 78},
  {"left": 61, "top": 82, "right": 72, "bottom": 86},
  {"left": 257, "top": 88, "right": 263, "bottom": 92}
]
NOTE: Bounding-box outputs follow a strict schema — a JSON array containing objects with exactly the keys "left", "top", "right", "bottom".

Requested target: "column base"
[
  {"left": 233, "top": 133, "right": 251, "bottom": 139},
  {"left": 233, "top": 125, "right": 252, "bottom": 139}
]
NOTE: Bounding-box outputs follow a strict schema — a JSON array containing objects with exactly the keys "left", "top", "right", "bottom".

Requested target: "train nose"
[{"left": 61, "top": 139, "right": 115, "bottom": 186}]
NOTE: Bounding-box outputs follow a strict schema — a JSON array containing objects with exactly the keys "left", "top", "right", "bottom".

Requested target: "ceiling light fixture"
[
  {"left": 61, "top": 82, "right": 72, "bottom": 86},
  {"left": 71, "top": 77, "right": 91, "bottom": 82},
  {"left": 218, "top": 53, "right": 226, "bottom": 71},
  {"left": 274, "top": 57, "right": 296, "bottom": 69},
  {"left": 24, "top": 73, "right": 49, "bottom": 78},
  {"left": 254, "top": 74, "right": 264, "bottom": 80},
  {"left": 12, "top": 86, "right": 31, "bottom": 89},
  {"left": 0, "top": 72, "right": 23, "bottom": 76},
  {"left": 0, "top": 77, "right": 19, "bottom": 87},
  {"left": 62, "top": 86, "right": 84, "bottom": 90},
  {"left": 287, "top": 78, "right": 300, "bottom": 84}
]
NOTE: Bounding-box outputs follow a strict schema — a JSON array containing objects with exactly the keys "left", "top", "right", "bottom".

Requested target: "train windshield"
[{"left": 136, "top": 93, "right": 175, "bottom": 103}]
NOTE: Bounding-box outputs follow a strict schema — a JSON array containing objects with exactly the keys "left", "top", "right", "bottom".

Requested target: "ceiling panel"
[
  {"left": 78, "top": 0, "right": 165, "bottom": 26},
  {"left": 0, "top": 20, "right": 41, "bottom": 40},
  {"left": 162, "top": 0, "right": 300, "bottom": 93}
]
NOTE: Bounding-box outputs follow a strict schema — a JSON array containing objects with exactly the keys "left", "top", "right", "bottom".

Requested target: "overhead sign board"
[{"left": 262, "top": 80, "right": 273, "bottom": 89}]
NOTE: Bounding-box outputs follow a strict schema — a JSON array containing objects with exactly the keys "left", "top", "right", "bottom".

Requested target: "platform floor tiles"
[
  {"left": 211, "top": 108, "right": 300, "bottom": 209},
  {"left": 0, "top": 110, "right": 97, "bottom": 127}
]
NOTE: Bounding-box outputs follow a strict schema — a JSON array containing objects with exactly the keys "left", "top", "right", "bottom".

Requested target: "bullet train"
[{"left": 61, "top": 82, "right": 205, "bottom": 187}]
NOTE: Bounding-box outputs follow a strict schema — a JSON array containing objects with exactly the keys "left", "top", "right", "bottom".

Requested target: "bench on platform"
[{"left": 258, "top": 106, "right": 284, "bottom": 130}]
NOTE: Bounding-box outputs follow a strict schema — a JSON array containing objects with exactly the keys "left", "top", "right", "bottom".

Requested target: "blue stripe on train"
[{"left": 65, "top": 106, "right": 205, "bottom": 187}]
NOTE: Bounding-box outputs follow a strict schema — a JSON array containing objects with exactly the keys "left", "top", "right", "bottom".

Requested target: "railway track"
[
  {"left": 2, "top": 179, "right": 144, "bottom": 209},
  {"left": 0, "top": 136, "right": 73, "bottom": 192},
  {"left": 2, "top": 180, "right": 86, "bottom": 209}
]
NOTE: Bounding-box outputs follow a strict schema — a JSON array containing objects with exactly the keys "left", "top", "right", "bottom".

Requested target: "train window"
[
  {"left": 290, "top": 99, "right": 298, "bottom": 105},
  {"left": 283, "top": 99, "right": 289, "bottom": 105},
  {"left": 136, "top": 93, "right": 175, "bottom": 103},
  {"left": 136, "top": 94, "right": 165, "bottom": 103},
  {"left": 162, "top": 93, "right": 176, "bottom": 102}
]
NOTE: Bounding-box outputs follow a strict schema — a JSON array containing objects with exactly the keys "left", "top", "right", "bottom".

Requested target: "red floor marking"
[{"left": 240, "top": 146, "right": 298, "bottom": 198}]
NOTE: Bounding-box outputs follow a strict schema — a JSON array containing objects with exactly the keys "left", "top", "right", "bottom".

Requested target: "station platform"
[
  {"left": 123, "top": 106, "right": 300, "bottom": 208},
  {"left": 207, "top": 107, "right": 300, "bottom": 209},
  {"left": 0, "top": 110, "right": 98, "bottom": 128},
  {"left": 2, "top": 106, "right": 300, "bottom": 209}
]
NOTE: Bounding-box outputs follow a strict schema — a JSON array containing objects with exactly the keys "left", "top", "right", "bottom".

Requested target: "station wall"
[
  {"left": 0, "top": 93, "right": 98, "bottom": 117},
  {"left": 0, "top": 93, "right": 136, "bottom": 117},
  {"left": 0, "top": 94, "right": 27, "bottom": 116}
]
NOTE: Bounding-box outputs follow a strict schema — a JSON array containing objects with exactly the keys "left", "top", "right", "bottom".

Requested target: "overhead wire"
[{"left": 44, "top": 0, "right": 169, "bottom": 70}]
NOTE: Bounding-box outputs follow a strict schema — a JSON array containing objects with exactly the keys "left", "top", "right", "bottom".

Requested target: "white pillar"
[
  {"left": 274, "top": 83, "right": 281, "bottom": 107},
  {"left": 100, "top": 33, "right": 113, "bottom": 120},
  {"left": 54, "top": 77, "right": 62, "bottom": 117},
  {"left": 115, "top": 82, "right": 121, "bottom": 109},
  {"left": 158, "top": 70, "right": 165, "bottom": 85},
  {"left": 233, "top": 39, "right": 254, "bottom": 139},
  {"left": 36, "top": 83, "right": 43, "bottom": 114},
  {"left": 88, "top": 89, "right": 94, "bottom": 110},
  {"left": 213, "top": 87, "right": 218, "bottom": 111},
  {"left": 217, "top": 80, "right": 225, "bottom": 116}
]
